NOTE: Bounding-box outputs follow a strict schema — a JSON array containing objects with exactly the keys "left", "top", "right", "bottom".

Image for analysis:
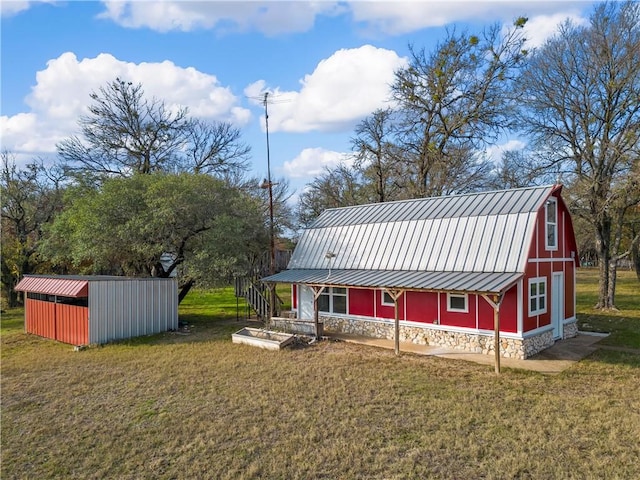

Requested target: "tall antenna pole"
[{"left": 263, "top": 92, "right": 276, "bottom": 278}]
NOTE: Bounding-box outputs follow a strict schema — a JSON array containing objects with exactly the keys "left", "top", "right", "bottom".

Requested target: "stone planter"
[{"left": 231, "top": 327, "right": 295, "bottom": 351}]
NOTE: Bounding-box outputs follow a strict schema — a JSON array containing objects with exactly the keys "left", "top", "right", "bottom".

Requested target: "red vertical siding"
[
  {"left": 499, "top": 286, "right": 518, "bottom": 333},
  {"left": 478, "top": 296, "right": 494, "bottom": 330},
  {"left": 25, "top": 299, "right": 88, "bottom": 344},
  {"left": 439, "top": 294, "right": 475, "bottom": 329},
  {"left": 375, "top": 290, "right": 405, "bottom": 320},
  {"left": 348, "top": 288, "right": 375, "bottom": 317},
  {"left": 565, "top": 262, "right": 575, "bottom": 318},
  {"left": 25, "top": 299, "right": 56, "bottom": 339},
  {"left": 405, "top": 291, "right": 438, "bottom": 323},
  {"left": 55, "top": 304, "right": 89, "bottom": 345},
  {"left": 292, "top": 284, "right": 297, "bottom": 309}
]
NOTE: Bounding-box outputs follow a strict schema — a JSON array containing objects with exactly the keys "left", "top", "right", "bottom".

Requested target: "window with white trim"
[
  {"left": 528, "top": 277, "right": 547, "bottom": 316},
  {"left": 318, "top": 287, "right": 347, "bottom": 314},
  {"left": 546, "top": 198, "right": 558, "bottom": 250},
  {"left": 381, "top": 290, "right": 395, "bottom": 306},
  {"left": 447, "top": 293, "right": 468, "bottom": 312}
]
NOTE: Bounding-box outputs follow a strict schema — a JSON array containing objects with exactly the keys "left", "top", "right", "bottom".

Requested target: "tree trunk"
[
  {"left": 632, "top": 225, "right": 640, "bottom": 282},
  {"left": 178, "top": 279, "right": 195, "bottom": 304},
  {"left": 594, "top": 219, "right": 612, "bottom": 309},
  {"left": 607, "top": 261, "right": 618, "bottom": 310}
]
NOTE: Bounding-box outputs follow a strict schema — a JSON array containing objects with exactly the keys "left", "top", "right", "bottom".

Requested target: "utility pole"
[
  {"left": 263, "top": 92, "right": 276, "bottom": 278},
  {"left": 261, "top": 92, "right": 277, "bottom": 321}
]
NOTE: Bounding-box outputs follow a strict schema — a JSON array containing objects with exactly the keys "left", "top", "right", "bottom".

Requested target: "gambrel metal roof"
[{"left": 264, "top": 185, "right": 560, "bottom": 294}]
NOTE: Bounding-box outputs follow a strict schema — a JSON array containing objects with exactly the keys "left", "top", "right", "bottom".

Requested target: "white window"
[
  {"left": 318, "top": 287, "right": 347, "bottom": 314},
  {"left": 529, "top": 277, "right": 547, "bottom": 316},
  {"left": 546, "top": 198, "right": 558, "bottom": 250},
  {"left": 447, "top": 293, "right": 468, "bottom": 313},
  {"left": 381, "top": 290, "right": 395, "bottom": 306}
]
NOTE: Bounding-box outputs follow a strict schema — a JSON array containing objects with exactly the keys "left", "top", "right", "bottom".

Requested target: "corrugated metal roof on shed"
[{"left": 15, "top": 276, "right": 89, "bottom": 297}]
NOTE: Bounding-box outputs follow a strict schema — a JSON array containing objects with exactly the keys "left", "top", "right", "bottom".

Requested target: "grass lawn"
[{"left": 2, "top": 271, "right": 639, "bottom": 479}]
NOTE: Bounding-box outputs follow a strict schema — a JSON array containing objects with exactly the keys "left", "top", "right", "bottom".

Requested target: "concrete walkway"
[{"left": 326, "top": 331, "right": 609, "bottom": 374}]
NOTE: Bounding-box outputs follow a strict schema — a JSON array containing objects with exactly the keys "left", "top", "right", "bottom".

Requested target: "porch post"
[
  {"left": 481, "top": 293, "right": 503, "bottom": 375},
  {"left": 384, "top": 289, "right": 404, "bottom": 356},
  {"left": 310, "top": 285, "right": 326, "bottom": 340},
  {"left": 493, "top": 294, "right": 501, "bottom": 375}
]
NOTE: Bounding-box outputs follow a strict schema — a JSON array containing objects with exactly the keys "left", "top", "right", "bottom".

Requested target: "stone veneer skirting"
[{"left": 320, "top": 315, "right": 579, "bottom": 360}]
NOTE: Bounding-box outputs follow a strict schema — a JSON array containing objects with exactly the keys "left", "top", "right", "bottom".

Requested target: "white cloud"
[
  {"left": 2, "top": 52, "right": 250, "bottom": 158},
  {"left": 98, "top": 0, "right": 344, "bottom": 35},
  {"left": 251, "top": 45, "right": 407, "bottom": 133},
  {"left": 97, "top": 0, "right": 590, "bottom": 44},
  {"left": 282, "top": 147, "right": 353, "bottom": 179},
  {"left": 522, "top": 13, "right": 588, "bottom": 48},
  {"left": 485, "top": 139, "right": 526, "bottom": 164},
  {"left": 0, "top": 0, "right": 55, "bottom": 17},
  {"left": 349, "top": 2, "right": 589, "bottom": 38}
]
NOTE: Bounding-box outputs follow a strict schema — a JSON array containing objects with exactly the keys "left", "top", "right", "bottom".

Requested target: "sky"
[{"left": 1, "top": 0, "right": 597, "bottom": 200}]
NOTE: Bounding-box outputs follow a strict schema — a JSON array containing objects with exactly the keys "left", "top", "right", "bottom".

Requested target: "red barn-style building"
[{"left": 264, "top": 185, "right": 579, "bottom": 359}]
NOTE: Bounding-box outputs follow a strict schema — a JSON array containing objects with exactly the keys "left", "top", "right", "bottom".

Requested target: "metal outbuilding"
[{"left": 15, "top": 275, "right": 178, "bottom": 346}]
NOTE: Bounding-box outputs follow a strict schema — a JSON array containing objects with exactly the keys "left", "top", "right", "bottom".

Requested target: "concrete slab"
[{"left": 326, "top": 331, "right": 608, "bottom": 374}]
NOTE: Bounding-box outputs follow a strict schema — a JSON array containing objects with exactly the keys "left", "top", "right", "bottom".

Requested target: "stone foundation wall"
[
  {"left": 322, "top": 315, "right": 558, "bottom": 359},
  {"left": 563, "top": 320, "right": 578, "bottom": 339},
  {"left": 270, "top": 317, "right": 322, "bottom": 336}
]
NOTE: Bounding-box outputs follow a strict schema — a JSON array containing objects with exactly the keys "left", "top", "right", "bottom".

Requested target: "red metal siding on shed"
[
  {"left": 405, "top": 291, "right": 438, "bottom": 323},
  {"left": 55, "top": 304, "right": 89, "bottom": 345},
  {"left": 24, "top": 299, "right": 88, "bottom": 345},
  {"left": 25, "top": 299, "right": 56, "bottom": 339}
]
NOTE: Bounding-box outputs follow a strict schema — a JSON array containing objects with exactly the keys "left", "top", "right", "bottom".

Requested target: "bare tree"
[
  {"left": 57, "top": 78, "right": 251, "bottom": 181},
  {"left": 351, "top": 108, "right": 404, "bottom": 203},
  {"left": 391, "top": 18, "right": 528, "bottom": 197},
  {"left": 58, "top": 78, "right": 189, "bottom": 177},
  {"left": 184, "top": 119, "right": 250, "bottom": 177},
  {"left": 517, "top": 1, "right": 640, "bottom": 308},
  {"left": 297, "top": 164, "right": 365, "bottom": 227}
]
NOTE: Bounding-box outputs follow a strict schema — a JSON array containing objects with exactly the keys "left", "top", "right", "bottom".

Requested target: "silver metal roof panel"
[
  {"left": 263, "top": 269, "right": 522, "bottom": 294},
  {"left": 287, "top": 186, "right": 557, "bottom": 280}
]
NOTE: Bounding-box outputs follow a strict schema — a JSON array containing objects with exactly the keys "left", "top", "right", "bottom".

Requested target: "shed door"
[
  {"left": 299, "top": 285, "right": 314, "bottom": 320},
  {"left": 551, "top": 272, "right": 563, "bottom": 340}
]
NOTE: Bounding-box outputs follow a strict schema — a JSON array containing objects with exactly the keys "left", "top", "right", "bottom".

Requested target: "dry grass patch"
[{"left": 2, "top": 271, "right": 639, "bottom": 479}]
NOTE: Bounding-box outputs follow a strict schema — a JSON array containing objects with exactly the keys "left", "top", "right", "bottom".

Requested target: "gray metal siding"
[{"left": 88, "top": 279, "right": 178, "bottom": 344}]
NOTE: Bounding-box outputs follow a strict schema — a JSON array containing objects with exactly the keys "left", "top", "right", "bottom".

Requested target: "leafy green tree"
[
  {"left": 1, "top": 152, "right": 64, "bottom": 306},
  {"left": 517, "top": 0, "right": 640, "bottom": 308},
  {"left": 40, "top": 173, "right": 268, "bottom": 302}
]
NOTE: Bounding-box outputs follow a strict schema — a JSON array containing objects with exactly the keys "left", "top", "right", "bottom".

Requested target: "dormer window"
[{"left": 545, "top": 198, "right": 557, "bottom": 250}]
